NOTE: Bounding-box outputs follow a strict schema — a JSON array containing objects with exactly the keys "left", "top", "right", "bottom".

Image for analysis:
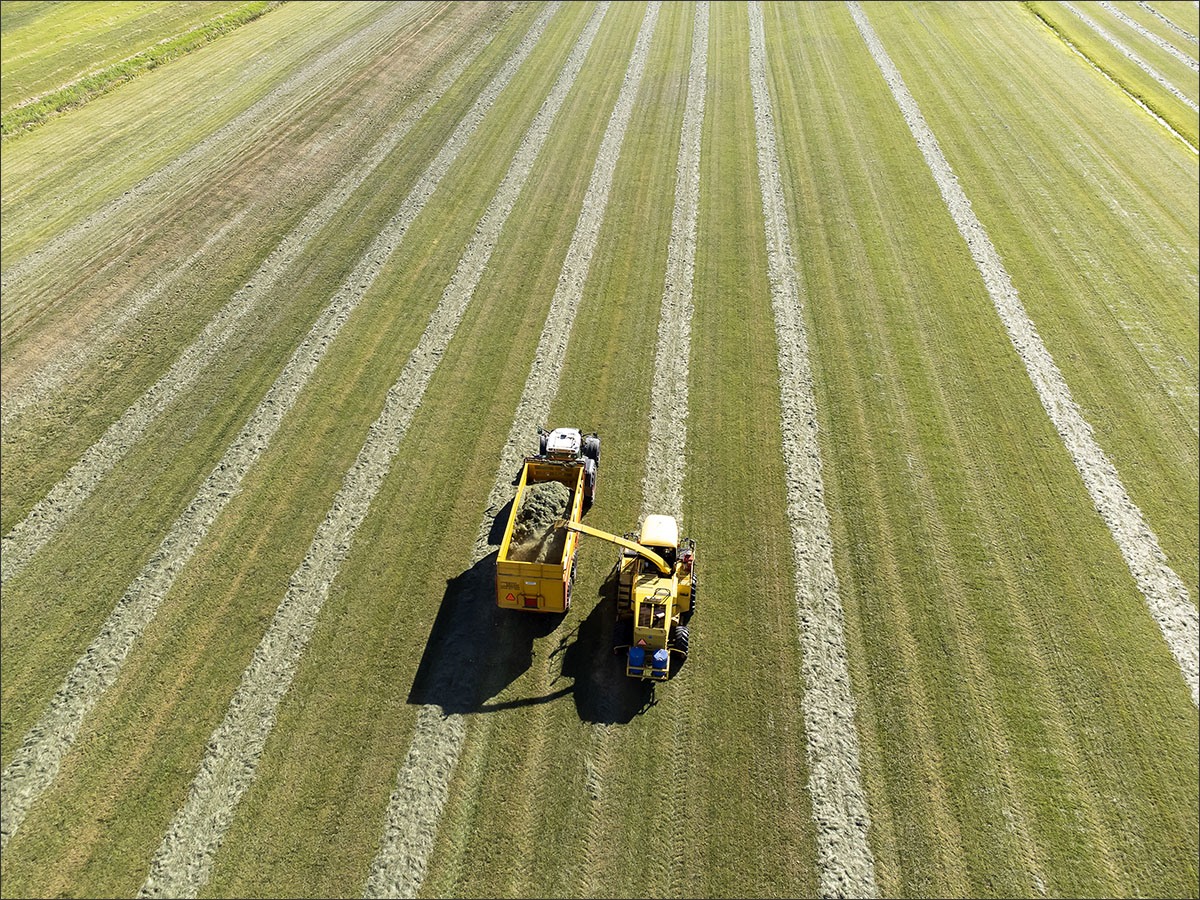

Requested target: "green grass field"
[{"left": 1, "top": 2, "right": 1196, "bottom": 897}]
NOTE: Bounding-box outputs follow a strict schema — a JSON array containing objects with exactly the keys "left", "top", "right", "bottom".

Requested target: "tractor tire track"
[
  {"left": 0, "top": 5, "right": 533, "bottom": 856},
  {"left": 362, "top": 6, "right": 661, "bottom": 897},
  {"left": 0, "top": 1, "right": 424, "bottom": 297},
  {"left": 1139, "top": 0, "right": 1200, "bottom": 44},
  {"left": 748, "top": 4, "right": 878, "bottom": 897},
  {"left": 1101, "top": 0, "right": 1199, "bottom": 69},
  {"left": 1061, "top": 0, "right": 1199, "bottom": 112},
  {"left": 0, "top": 11, "right": 513, "bottom": 586},
  {"left": 848, "top": 0, "right": 1198, "bottom": 705},
  {"left": 133, "top": 5, "right": 614, "bottom": 896}
]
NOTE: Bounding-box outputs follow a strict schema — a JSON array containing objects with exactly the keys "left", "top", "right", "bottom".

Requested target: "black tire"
[
  {"left": 670, "top": 623, "right": 689, "bottom": 655},
  {"left": 564, "top": 555, "right": 577, "bottom": 612},
  {"left": 685, "top": 569, "right": 697, "bottom": 619},
  {"left": 539, "top": 432, "right": 549, "bottom": 455},
  {"left": 583, "top": 434, "right": 601, "bottom": 463},
  {"left": 584, "top": 457, "right": 597, "bottom": 508}
]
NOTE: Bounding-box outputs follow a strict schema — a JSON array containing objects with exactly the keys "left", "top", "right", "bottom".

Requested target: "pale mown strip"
[
  {"left": 0, "top": 9, "right": 511, "bottom": 585},
  {"left": 1062, "top": 0, "right": 1200, "bottom": 111},
  {"left": 1099, "top": 0, "right": 1199, "bottom": 70},
  {"left": 0, "top": 2, "right": 415, "bottom": 294},
  {"left": 362, "top": 6, "right": 662, "bottom": 897},
  {"left": 133, "top": 6, "right": 613, "bottom": 896},
  {"left": 0, "top": 6, "right": 525, "bottom": 856},
  {"left": 581, "top": 3, "right": 705, "bottom": 891},
  {"left": 644, "top": 7, "right": 705, "bottom": 893},
  {"left": 1138, "top": 0, "right": 1200, "bottom": 44},
  {"left": 747, "top": 4, "right": 877, "bottom": 897},
  {"left": 848, "top": 0, "right": 1199, "bottom": 706}
]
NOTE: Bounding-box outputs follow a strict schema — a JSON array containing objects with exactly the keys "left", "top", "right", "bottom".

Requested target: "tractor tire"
[
  {"left": 584, "top": 457, "right": 597, "bottom": 509},
  {"left": 539, "top": 432, "right": 549, "bottom": 456},
  {"left": 583, "top": 434, "right": 601, "bottom": 464}
]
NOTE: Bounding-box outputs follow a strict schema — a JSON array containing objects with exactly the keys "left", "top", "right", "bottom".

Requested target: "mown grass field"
[{"left": 1, "top": 2, "right": 1197, "bottom": 897}]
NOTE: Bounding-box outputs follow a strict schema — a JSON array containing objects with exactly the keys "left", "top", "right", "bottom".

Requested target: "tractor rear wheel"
[
  {"left": 583, "top": 434, "right": 601, "bottom": 463},
  {"left": 539, "top": 431, "right": 549, "bottom": 455},
  {"left": 613, "top": 618, "right": 633, "bottom": 654}
]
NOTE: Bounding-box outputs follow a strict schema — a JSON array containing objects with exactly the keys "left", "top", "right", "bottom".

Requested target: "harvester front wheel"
[{"left": 669, "top": 623, "right": 689, "bottom": 656}]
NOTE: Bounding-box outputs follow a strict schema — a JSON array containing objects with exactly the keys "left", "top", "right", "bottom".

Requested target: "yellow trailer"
[{"left": 496, "top": 428, "right": 599, "bottom": 613}]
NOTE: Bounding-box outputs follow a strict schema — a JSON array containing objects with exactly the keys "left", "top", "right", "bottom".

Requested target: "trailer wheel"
[
  {"left": 583, "top": 434, "right": 601, "bottom": 463},
  {"left": 583, "top": 457, "right": 597, "bottom": 510},
  {"left": 564, "top": 555, "right": 577, "bottom": 612}
]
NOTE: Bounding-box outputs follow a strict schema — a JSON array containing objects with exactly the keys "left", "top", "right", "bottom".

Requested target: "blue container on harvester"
[
  {"left": 628, "top": 646, "right": 645, "bottom": 673},
  {"left": 652, "top": 649, "right": 669, "bottom": 672}
]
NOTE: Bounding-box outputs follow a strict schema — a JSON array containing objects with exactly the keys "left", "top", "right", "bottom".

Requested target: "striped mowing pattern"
[
  {"left": 133, "top": 7, "right": 574, "bottom": 893},
  {"left": 0, "top": 4, "right": 520, "bottom": 858},
  {"left": 747, "top": 3, "right": 878, "bottom": 897},
  {"left": 847, "top": 0, "right": 1198, "bottom": 706},
  {"left": 363, "top": 6, "right": 663, "bottom": 897}
]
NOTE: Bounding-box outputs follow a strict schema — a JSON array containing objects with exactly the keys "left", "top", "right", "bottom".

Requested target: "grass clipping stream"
[{"left": 508, "top": 481, "right": 571, "bottom": 563}]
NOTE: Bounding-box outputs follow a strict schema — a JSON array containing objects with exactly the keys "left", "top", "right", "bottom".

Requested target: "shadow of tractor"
[{"left": 407, "top": 541, "right": 653, "bottom": 723}]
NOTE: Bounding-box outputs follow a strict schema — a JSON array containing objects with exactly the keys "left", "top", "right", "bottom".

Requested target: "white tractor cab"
[{"left": 538, "top": 427, "right": 600, "bottom": 508}]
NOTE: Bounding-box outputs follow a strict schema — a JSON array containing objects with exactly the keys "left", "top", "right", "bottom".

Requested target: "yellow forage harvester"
[{"left": 564, "top": 514, "right": 696, "bottom": 680}]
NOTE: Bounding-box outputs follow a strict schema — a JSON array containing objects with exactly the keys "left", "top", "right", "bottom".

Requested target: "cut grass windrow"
[
  {"left": 1100, "top": 1, "right": 1199, "bottom": 70},
  {"left": 0, "top": 3, "right": 536, "bottom": 856},
  {"left": 747, "top": 4, "right": 877, "bottom": 897},
  {"left": 0, "top": 9, "right": 512, "bottom": 586},
  {"left": 363, "top": 6, "right": 661, "bottom": 897},
  {"left": 580, "top": 3, "right": 706, "bottom": 892},
  {"left": 1062, "top": 0, "right": 1200, "bottom": 111},
  {"left": 1139, "top": 0, "right": 1200, "bottom": 43},
  {"left": 0, "top": 206, "right": 251, "bottom": 427},
  {"left": 642, "top": 1, "right": 705, "bottom": 522},
  {"left": 133, "top": 5, "right": 612, "bottom": 895},
  {"left": 848, "top": 0, "right": 1199, "bottom": 707},
  {"left": 0, "top": 1, "right": 281, "bottom": 139},
  {"left": 0, "top": 1, "right": 418, "bottom": 298}
]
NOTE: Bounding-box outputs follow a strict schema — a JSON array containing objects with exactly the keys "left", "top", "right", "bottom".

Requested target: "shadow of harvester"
[{"left": 407, "top": 537, "right": 653, "bottom": 724}]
